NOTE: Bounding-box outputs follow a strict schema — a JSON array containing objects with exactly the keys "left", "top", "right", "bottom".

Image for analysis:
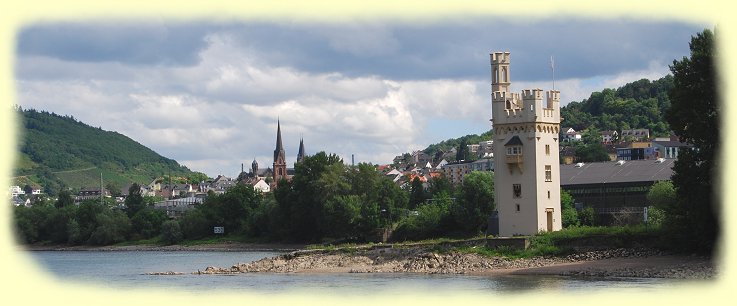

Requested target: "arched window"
[{"left": 502, "top": 67, "right": 508, "bottom": 82}]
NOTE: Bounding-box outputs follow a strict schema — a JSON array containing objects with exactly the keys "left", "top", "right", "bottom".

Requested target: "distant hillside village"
[{"left": 10, "top": 121, "right": 688, "bottom": 225}]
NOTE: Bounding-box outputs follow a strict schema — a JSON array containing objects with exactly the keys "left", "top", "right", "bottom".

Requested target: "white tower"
[{"left": 490, "top": 52, "right": 562, "bottom": 236}]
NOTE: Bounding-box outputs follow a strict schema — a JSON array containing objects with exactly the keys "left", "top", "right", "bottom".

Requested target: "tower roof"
[
  {"left": 504, "top": 136, "right": 523, "bottom": 146},
  {"left": 274, "top": 119, "right": 286, "bottom": 162},
  {"left": 297, "top": 138, "right": 305, "bottom": 162}
]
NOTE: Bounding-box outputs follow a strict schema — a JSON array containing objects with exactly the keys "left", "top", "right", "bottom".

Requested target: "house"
[
  {"left": 478, "top": 140, "right": 494, "bottom": 157},
  {"left": 616, "top": 147, "right": 658, "bottom": 161},
  {"left": 621, "top": 128, "right": 650, "bottom": 141},
  {"left": 76, "top": 187, "right": 111, "bottom": 202},
  {"left": 652, "top": 139, "right": 692, "bottom": 159},
  {"left": 9, "top": 186, "right": 24, "bottom": 197},
  {"left": 412, "top": 150, "right": 432, "bottom": 165},
  {"left": 560, "top": 127, "right": 582, "bottom": 142},
  {"left": 601, "top": 130, "right": 618, "bottom": 143},
  {"left": 467, "top": 144, "right": 480, "bottom": 155},
  {"left": 252, "top": 179, "right": 271, "bottom": 193}
]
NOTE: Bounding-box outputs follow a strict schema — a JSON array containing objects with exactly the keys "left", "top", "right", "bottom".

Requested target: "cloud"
[{"left": 14, "top": 19, "right": 701, "bottom": 177}]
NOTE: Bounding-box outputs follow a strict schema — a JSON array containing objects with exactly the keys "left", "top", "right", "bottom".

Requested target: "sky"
[{"left": 14, "top": 17, "right": 707, "bottom": 178}]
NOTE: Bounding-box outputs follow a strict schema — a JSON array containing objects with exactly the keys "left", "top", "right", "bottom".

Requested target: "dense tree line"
[{"left": 15, "top": 152, "right": 500, "bottom": 245}]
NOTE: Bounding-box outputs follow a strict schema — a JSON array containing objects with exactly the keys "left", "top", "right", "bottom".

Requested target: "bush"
[
  {"left": 160, "top": 220, "right": 183, "bottom": 245},
  {"left": 578, "top": 206, "right": 597, "bottom": 226}
]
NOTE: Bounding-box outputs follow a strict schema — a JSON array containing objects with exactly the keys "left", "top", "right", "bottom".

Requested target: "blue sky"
[{"left": 14, "top": 18, "right": 706, "bottom": 177}]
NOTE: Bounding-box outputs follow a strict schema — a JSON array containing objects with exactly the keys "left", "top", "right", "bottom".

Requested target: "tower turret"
[{"left": 491, "top": 52, "right": 511, "bottom": 93}]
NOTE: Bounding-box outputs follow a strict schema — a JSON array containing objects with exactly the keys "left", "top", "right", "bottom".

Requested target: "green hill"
[
  {"left": 560, "top": 75, "right": 674, "bottom": 136},
  {"left": 13, "top": 107, "right": 200, "bottom": 195}
]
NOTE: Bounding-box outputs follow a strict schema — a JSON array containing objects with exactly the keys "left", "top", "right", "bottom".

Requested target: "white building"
[
  {"left": 253, "top": 179, "right": 271, "bottom": 193},
  {"left": 9, "top": 186, "right": 24, "bottom": 197},
  {"left": 490, "top": 52, "right": 562, "bottom": 236}
]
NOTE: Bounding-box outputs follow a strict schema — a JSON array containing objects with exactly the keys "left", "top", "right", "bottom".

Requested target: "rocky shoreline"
[{"left": 191, "top": 246, "right": 716, "bottom": 279}]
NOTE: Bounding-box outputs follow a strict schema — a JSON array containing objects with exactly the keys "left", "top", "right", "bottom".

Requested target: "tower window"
[
  {"left": 547, "top": 190, "right": 551, "bottom": 199},
  {"left": 513, "top": 184, "right": 521, "bottom": 198},
  {"left": 507, "top": 146, "right": 521, "bottom": 155},
  {"left": 545, "top": 144, "right": 550, "bottom": 155},
  {"left": 516, "top": 204, "right": 520, "bottom": 212},
  {"left": 545, "top": 165, "right": 552, "bottom": 182}
]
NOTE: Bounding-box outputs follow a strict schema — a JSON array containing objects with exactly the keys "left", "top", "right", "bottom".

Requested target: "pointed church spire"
[
  {"left": 274, "top": 118, "right": 285, "bottom": 162},
  {"left": 273, "top": 119, "right": 287, "bottom": 187},
  {"left": 297, "top": 137, "right": 306, "bottom": 163}
]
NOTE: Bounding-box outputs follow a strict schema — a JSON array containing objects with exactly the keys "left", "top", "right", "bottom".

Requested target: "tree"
[
  {"left": 561, "top": 189, "right": 579, "bottom": 228},
  {"left": 124, "top": 183, "right": 145, "bottom": 218},
  {"left": 456, "top": 138, "right": 470, "bottom": 161},
  {"left": 453, "top": 171, "right": 495, "bottom": 234},
  {"left": 408, "top": 177, "right": 426, "bottom": 210},
  {"left": 88, "top": 210, "right": 131, "bottom": 245},
  {"left": 646, "top": 181, "right": 676, "bottom": 211},
  {"left": 54, "top": 189, "right": 74, "bottom": 208},
  {"left": 131, "top": 208, "right": 168, "bottom": 239},
  {"left": 665, "top": 29, "right": 718, "bottom": 253},
  {"left": 160, "top": 220, "right": 183, "bottom": 245},
  {"left": 106, "top": 183, "right": 121, "bottom": 197},
  {"left": 574, "top": 143, "right": 610, "bottom": 162}
]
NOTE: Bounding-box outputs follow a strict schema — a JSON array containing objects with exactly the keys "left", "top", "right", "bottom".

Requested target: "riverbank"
[{"left": 196, "top": 246, "right": 716, "bottom": 279}]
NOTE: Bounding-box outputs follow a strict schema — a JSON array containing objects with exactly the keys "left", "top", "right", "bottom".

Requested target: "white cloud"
[{"left": 14, "top": 23, "right": 681, "bottom": 178}]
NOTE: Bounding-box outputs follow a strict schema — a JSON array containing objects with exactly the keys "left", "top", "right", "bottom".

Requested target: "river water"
[{"left": 27, "top": 251, "right": 679, "bottom": 294}]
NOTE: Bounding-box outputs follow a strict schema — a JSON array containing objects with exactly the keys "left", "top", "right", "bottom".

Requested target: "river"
[{"left": 27, "top": 251, "right": 679, "bottom": 294}]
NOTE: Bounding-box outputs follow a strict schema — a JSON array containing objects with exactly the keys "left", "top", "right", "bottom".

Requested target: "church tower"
[
  {"left": 251, "top": 158, "right": 258, "bottom": 176},
  {"left": 273, "top": 119, "right": 287, "bottom": 186},
  {"left": 490, "top": 52, "right": 562, "bottom": 236}
]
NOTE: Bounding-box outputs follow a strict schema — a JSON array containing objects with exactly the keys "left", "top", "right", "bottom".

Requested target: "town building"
[
  {"left": 560, "top": 159, "right": 674, "bottom": 225},
  {"left": 490, "top": 52, "right": 562, "bottom": 236},
  {"left": 652, "top": 138, "right": 691, "bottom": 159},
  {"left": 440, "top": 158, "right": 494, "bottom": 185},
  {"left": 621, "top": 128, "right": 650, "bottom": 141}
]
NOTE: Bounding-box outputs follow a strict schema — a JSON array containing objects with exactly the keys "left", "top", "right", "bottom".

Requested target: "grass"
[{"left": 452, "top": 225, "right": 661, "bottom": 259}]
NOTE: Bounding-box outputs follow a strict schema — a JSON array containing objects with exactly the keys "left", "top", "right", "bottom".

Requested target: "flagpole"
[{"left": 550, "top": 55, "right": 555, "bottom": 90}]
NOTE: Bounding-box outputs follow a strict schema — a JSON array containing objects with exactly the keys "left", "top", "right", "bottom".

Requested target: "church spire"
[
  {"left": 297, "top": 137, "right": 306, "bottom": 163},
  {"left": 274, "top": 119, "right": 285, "bottom": 162},
  {"left": 273, "top": 119, "right": 287, "bottom": 187}
]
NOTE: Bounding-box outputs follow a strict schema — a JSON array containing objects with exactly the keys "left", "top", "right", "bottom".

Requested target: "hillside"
[
  {"left": 13, "top": 107, "right": 198, "bottom": 195},
  {"left": 560, "top": 75, "right": 674, "bottom": 136}
]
